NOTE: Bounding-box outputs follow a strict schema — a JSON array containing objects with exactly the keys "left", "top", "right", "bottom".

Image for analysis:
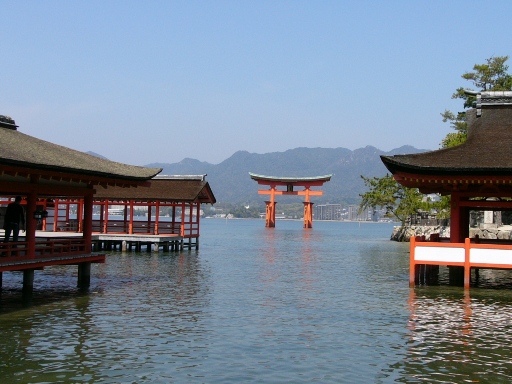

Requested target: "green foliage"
[
  {"left": 220, "top": 202, "right": 306, "bottom": 219},
  {"left": 360, "top": 56, "right": 512, "bottom": 228},
  {"left": 359, "top": 174, "right": 429, "bottom": 226},
  {"left": 435, "top": 195, "right": 451, "bottom": 220},
  {"left": 359, "top": 174, "right": 451, "bottom": 226},
  {"left": 215, "top": 202, "right": 264, "bottom": 218},
  {"left": 274, "top": 203, "right": 305, "bottom": 218},
  {"left": 441, "top": 131, "right": 467, "bottom": 149},
  {"left": 441, "top": 55, "right": 512, "bottom": 149},
  {"left": 229, "top": 205, "right": 262, "bottom": 218},
  {"left": 459, "top": 55, "right": 512, "bottom": 93}
]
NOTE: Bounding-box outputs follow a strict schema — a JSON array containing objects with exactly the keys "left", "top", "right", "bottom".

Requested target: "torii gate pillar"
[
  {"left": 265, "top": 201, "right": 276, "bottom": 228},
  {"left": 303, "top": 202, "right": 314, "bottom": 229},
  {"left": 250, "top": 173, "right": 332, "bottom": 229}
]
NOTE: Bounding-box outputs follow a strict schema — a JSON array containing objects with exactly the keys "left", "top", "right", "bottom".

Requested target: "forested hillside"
[{"left": 146, "top": 146, "right": 428, "bottom": 205}]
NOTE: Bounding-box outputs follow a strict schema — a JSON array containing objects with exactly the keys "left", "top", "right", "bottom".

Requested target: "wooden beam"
[{"left": 257, "top": 190, "right": 323, "bottom": 196}]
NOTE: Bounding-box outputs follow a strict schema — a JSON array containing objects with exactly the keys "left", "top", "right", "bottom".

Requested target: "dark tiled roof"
[
  {"left": 249, "top": 172, "right": 332, "bottom": 183},
  {"left": 0, "top": 126, "right": 161, "bottom": 180},
  {"left": 381, "top": 106, "right": 512, "bottom": 176},
  {"left": 94, "top": 176, "right": 216, "bottom": 204}
]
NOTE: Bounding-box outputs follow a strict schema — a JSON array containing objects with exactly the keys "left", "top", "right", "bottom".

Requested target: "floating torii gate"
[{"left": 249, "top": 173, "right": 332, "bottom": 228}]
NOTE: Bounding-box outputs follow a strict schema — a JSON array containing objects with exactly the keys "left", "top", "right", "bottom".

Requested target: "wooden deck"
[
  {"left": 0, "top": 253, "right": 105, "bottom": 272},
  {"left": 0, "top": 229, "right": 186, "bottom": 291},
  {"left": 1, "top": 230, "right": 186, "bottom": 253},
  {"left": 0, "top": 235, "right": 105, "bottom": 291},
  {"left": 91, "top": 233, "right": 183, "bottom": 252},
  {"left": 0, "top": 236, "right": 105, "bottom": 273}
]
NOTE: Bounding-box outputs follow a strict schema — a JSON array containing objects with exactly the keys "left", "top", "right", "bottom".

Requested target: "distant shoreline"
[{"left": 204, "top": 217, "right": 397, "bottom": 224}]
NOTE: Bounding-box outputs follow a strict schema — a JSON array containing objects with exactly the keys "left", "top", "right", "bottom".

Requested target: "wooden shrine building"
[
  {"left": 381, "top": 91, "right": 512, "bottom": 288},
  {"left": 0, "top": 115, "right": 162, "bottom": 292},
  {"left": 249, "top": 173, "right": 332, "bottom": 228},
  {"left": 89, "top": 174, "right": 215, "bottom": 250},
  {"left": 30, "top": 175, "right": 216, "bottom": 251}
]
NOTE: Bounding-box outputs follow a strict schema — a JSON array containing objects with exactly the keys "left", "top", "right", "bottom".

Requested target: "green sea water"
[{"left": 0, "top": 219, "right": 511, "bottom": 383}]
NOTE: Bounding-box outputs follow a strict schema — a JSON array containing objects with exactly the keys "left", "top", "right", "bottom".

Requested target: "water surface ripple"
[{"left": 0, "top": 220, "right": 511, "bottom": 383}]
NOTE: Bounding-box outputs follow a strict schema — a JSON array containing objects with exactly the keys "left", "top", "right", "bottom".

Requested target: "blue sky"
[{"left": 1, "top": 1, "right": 511, "bottom": 166}]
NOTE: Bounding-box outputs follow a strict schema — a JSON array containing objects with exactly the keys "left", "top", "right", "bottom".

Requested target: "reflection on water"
[
  {"left": 0, "top": 252, "right": 211, "bottom": 382},
  {"left": 401, "top": 288, "right": 512, "bottom": 383},
  {"left": 0, "top": 220, "right": 512, "bottom": 382}
]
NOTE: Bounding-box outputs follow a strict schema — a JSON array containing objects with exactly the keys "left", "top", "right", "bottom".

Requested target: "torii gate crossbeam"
[{"left": 249, "top": 173, "right": 332, "bottom": 228}]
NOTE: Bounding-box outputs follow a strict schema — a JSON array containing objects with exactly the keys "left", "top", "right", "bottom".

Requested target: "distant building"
[
  {"left": 314, "top": 204, "right": 342, "bottom": 220},
  {"left": 348, "top": 205, "right": 373, "bottom": 221}
]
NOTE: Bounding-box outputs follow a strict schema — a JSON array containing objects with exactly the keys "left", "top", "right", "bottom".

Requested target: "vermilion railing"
[
  {"left": 0, "top": 239, "right": 87, "bottom": 260},
  {"left": 410, "top": 236, "right": 512, "bottom": 288},
  {"left": 90, "top": 219, "right": 182, "bottom": 235}
]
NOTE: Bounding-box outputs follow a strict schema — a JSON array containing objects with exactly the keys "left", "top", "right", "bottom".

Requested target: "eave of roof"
[
  {"left": 390, "top": 170, "right": 512, "bottom": 195},
  {"left": 94, "top": 177, "right": 216, "bottom": 204},
  {"left": 381, "top": 154, "right": 512, "bottom": 177},
  {"left": 249, "top": 172, "right": 332, "bottom": 183},
  {"left": 381, "top": 105, "right": 512, "bottom": 177},
  {"left": 0, "top": 126, "right": 162, "bottom": 182}
]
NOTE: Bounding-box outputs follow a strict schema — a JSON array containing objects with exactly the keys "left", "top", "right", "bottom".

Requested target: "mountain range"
[{"left": 142, "top": 145, "right": 428, "bottom": 206}]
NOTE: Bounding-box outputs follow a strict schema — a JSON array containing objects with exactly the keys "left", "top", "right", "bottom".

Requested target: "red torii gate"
[{"left": 249, "top": 173, "right": 332, "bottom": 228}]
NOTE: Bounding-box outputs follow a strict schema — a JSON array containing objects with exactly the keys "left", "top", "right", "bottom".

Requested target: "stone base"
[
  {"left": 470, "top": 226, "right": 512, "bottom": 240},
  {"left": 391, "top": 225, "right": 450, "bottom": 242},
  {"left": 391, "top": 225, "right": 512, "bottom": 242}
]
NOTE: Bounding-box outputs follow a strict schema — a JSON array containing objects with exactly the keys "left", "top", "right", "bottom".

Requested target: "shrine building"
[
  {"left": 23, "top": 175, "right": 216, "bottom": 252},
  {"left": 89, "top": 174, "right": 215, "bottom": 251},
  {"left": 0, "top": 115, "right": 161, "bottom": 292},
  {"left": 381, "top": 91, "right": 512, "bottom": 288}
]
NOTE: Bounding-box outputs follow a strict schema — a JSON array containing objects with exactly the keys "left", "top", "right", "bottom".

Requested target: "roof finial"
[
  {"left": 464, "top": 90, "right": 512, "bottom": 117},
  {"left": 0, "top": 115, "right": 18, "bottom": 130}
]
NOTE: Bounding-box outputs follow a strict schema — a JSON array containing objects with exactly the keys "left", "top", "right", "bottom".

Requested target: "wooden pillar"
[
  {"left": 78, "top": 262, "right": 91, "bottom": 287},
  {"left": 146, "top": 202, "right": 152, "bottom": 233},
  {"left": 154, "top": 201, "right": 160, "bottom": 235},
  {"left": 186, "top": 203, "right": 191, "bottom": 248},
  {"left": 98, "top": 201, "right": 104, "bottom": 232},
  {"left": 450, "top": 192, "right": 464, "bottom": 243},
  {"left": 53, "top": 198, "right": 59, "bottom": 232},
  {"left": 23, "top": 269, "right": 34, "bottom": 293},
  {"left": 41, "top": 200, "right": 47, "bottom": 231},
  {"left": 265, "top": 201, "right": 276, "bottom": 227},
  {"left": 449, "top": 192, "right": 467, "bottom": 285},
  {"left": 180, "top": 202, "right": 186, "bottom": 237},
  {"left": 172, "top": 205, "right": 177, "bottom": 233},
  {"left": 410, "top": 236, "right": 417, "bottom": 287},
  {"left": 77, "top": 199, "right": 84, "bottom": 232},
  {"left": 265, "top": 185, "right": 276, "bottom": 228},
  {"left": 303, "top": 187, "right": 313, "bottom": 228},
  {"left": 189, "top": 203, "right": 194, "bottom": 247},
  {"left": 464, "top": 238, "right": 471, "bottom": 289},
  {"left": 123, "top": 202, "right": 128, "bottom": 232},
  {"left": 129, "top": 200, "right": 134, "bottom": 234},
  {"left": 303, "top": 202, "right": 313, "bottom": 228},
  {"left": 103, "top": 199, "right": 109, "bottom": 233},
  {"left": 195, "top": 202, "right": 200, "bottom": 250},
  {"left": 83, "top": 192, "right": 93, "bottom": 253},
  {"left": 26, "top": 191, "right": 37, "bottom": 259}
]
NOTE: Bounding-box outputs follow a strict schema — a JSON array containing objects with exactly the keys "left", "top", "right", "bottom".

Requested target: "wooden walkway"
[
  {"left": 0, "top": 235, "right": 105, "bottom": 291},
  {"left": 91, "top": 233, "right": 183, "bottom": 252},
  {"left": 0, "top": 253, "right": 105, "bottom": 271},
  {"left": 1, "top": 230, "right": 185, "bottom": 253},
  {"left": 0, "top": 230, "right": 186, "bottom": 291},
  {"left": 0, "top": 229, "right": 186, "bottom": 292}
]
